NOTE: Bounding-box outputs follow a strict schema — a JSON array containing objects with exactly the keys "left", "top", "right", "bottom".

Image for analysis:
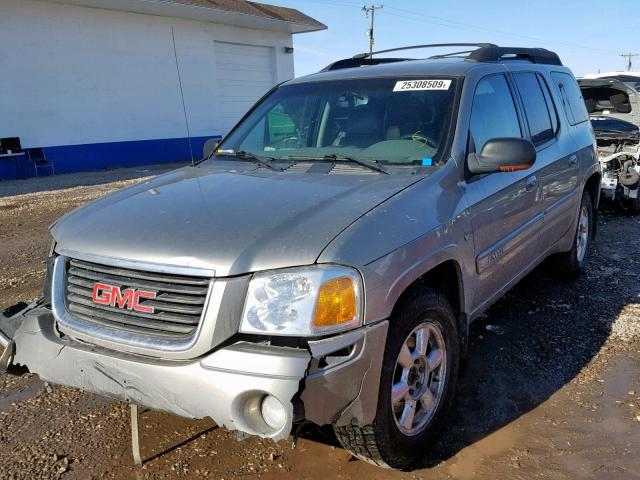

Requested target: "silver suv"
[{"left": 0, "top": 44, "right": 600, "bottom": 469}]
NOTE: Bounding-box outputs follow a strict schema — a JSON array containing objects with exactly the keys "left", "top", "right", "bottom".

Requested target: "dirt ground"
[{"left": 0, "top": 166, "right": 639, "bottom": 480}]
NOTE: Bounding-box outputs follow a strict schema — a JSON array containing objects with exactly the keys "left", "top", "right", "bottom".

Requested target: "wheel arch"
[{"left": 389, "top": 259, "right": 468, "bottom": 356}]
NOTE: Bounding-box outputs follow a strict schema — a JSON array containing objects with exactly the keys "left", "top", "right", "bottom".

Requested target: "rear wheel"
[
  {"left": 334, "top": 288, "right": 459, "bottom": 469},
  {"left": 549, "top": 191, "right": 593, "bottom": 279}
]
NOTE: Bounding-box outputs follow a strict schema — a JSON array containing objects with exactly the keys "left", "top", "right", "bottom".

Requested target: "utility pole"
[
  {"left": 621, "top": 52, "right": 638, "bottom": 71},
  {"left": 362, "top": 4, "right": 383, "bottom": 57}
]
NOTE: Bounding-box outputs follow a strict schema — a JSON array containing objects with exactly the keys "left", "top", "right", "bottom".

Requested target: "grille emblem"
[{"left": 92, "top": 283, "right": 157, "bottom": 314}]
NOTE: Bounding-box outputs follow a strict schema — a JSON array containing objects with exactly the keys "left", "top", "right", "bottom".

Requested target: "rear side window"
[
  {"left": 469, "top": 75, "right": 522, "bottom": 153},
  {"left": 539, "top": 76, "right": 559, "bottom": 134},
  {"left": 550, "top": 72, "right": 589, "bottom": 125},
  {"left": 514, "top": 73, "right": 556, "bottom": 146}
]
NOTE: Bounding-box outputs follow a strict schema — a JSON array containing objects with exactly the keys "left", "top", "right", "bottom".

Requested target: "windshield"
[{"left": 217, "top": 77, "right": 458, "bottom": 166}]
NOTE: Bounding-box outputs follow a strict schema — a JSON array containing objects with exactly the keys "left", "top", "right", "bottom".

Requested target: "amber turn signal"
[{"left": 313, "top": 276, "right": 357, "bottom": 329}]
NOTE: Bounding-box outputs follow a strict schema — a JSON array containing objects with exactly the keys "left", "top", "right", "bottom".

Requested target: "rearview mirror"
[
  {"left": 467, "top": 138, "right": 536, "bottom": 175},
  {"left": 202, "top": 138, "right": 220, "bottom": 159}
]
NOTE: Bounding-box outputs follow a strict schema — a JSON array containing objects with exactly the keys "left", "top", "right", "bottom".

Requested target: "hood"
[
  {"left": 51, "top": 162, "right": 421, "bottom": 276},
  {"left": 579, "top": 78, "right": 640, "bottom": 128}
]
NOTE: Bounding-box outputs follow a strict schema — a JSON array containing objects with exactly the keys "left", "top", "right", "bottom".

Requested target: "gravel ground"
[{"left": 0, "top": 167, "right": 638, "bottom": 480}]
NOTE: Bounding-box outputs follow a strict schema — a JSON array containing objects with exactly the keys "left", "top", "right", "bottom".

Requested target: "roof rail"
[
  {"left": 321, "top": 43, "right": 563, "bottom": 72},
  {"left": 352, "top": 43, "right": 497, "bottom": 59}
]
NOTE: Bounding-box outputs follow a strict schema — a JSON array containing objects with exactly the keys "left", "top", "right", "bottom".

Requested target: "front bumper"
[{"left": 0, "top": 302, "right": 387, "bottom": 440}]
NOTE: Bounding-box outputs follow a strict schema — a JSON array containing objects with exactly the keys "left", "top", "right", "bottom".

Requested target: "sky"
[{"left": 273, "top": 0, "right": 640, "bottom": 78}]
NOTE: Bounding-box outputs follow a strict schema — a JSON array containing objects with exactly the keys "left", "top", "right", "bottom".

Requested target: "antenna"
[
  {"left": 171, "top": 27, "right": 195, "bottom": 166},
  {"left": 362, "top": 4, "right": 383, "bottom": 58},
  {"left": 621, "top": 52, "right": 638, "bottom": 72}
]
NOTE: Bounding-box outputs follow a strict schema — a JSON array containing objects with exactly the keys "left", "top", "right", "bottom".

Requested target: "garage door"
[{"left": 215, "top": 42, "right": 276, "bottom": 134}]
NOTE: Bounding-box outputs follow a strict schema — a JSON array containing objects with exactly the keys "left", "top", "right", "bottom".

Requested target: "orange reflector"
[
  {"left": 498, "top": 164, "right": 531, "bottom": 172},
  {"left": 313, "top": 276, "right": 357, "bottom": 329}
]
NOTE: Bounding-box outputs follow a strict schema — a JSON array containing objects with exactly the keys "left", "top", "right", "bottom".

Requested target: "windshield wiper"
[
  {"left": 285, "top": 154, "right": 390, "bottom": 175},
  {"left": 217, "top": 150, "right": 284, "bottom": 171}
]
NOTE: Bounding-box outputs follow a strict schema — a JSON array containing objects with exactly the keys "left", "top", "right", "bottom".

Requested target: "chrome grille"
[{"left": 64, "top": 258, "right": 211, "bottom": 340}]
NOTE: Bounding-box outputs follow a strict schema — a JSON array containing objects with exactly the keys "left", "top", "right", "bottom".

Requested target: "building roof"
[
  {"left": 167, "top": 0, "right": 325, "bottom": 31},
  {"left": 49, "top": 0, "right": 327, "bottom": 34}
]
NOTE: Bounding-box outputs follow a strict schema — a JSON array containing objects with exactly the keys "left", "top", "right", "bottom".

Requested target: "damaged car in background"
[
  {"left": 579, "top": 76, "right": 640, "bottom": 212},
  {"left": 0, "top": 43, "right": 600, "bottom": 470}
]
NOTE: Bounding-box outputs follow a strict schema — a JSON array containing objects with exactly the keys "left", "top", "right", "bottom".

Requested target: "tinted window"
[
  {"left": 514, "top": 73, "right": 554, "bottom": 145},
  {"left": 551, "top": 72, "right": 589, "bottom": 125},
  {"left": 470, "top": 75, "right": 522, "bottom": 152},
  {"left": 539, "top": 75, "right": 559, "bottom": 134},
  {"left": 221, "top": 77, "right": 459, "bottom": 166}
]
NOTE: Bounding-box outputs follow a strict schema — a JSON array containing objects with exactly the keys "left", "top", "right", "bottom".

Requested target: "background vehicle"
[
  {"left": 579, "top": 75, "right": 640, "bottom": 212},
  {"left": 0, "top": 44, "right": 600, "bottom": 470}
]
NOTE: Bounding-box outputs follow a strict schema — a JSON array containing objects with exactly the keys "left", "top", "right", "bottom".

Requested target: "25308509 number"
[{"left": 393, "top": 79, "right": 452, "bottom": 92}]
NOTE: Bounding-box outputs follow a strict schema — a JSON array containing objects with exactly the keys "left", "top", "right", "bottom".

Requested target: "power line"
[
  {"left": 311, "top": 0, "right": 618, "bottom": 57},
  {"left": 362, "top": 4, "right": 383, "bottom": 57},
  {"left": 621, "top": 52, "right": 638, "bottom": 71},
  {"left": 381, "top": 8, "right": 618, "bottom": 57}
]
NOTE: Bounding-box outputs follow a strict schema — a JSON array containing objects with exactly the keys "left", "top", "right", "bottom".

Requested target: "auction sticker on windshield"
[{"left": 393, "top": 80, "right": 451, "bottom": 92}]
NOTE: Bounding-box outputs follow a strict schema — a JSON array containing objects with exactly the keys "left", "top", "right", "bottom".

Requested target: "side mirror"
[
  {"left": 467, "top": 138, "right": 536, "bottom": 175},
  {"left": 202, "top": 139, "right": 220, "bottom": 159}
]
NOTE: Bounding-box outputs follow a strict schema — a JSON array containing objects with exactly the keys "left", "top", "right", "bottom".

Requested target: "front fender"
[{"left": 360, "top": 234, "right": 474, "bottom": 323}]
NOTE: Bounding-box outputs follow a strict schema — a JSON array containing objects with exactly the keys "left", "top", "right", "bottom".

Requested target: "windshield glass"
[{"left": 217, "top": 77, "right": 458, "bottom": 166}]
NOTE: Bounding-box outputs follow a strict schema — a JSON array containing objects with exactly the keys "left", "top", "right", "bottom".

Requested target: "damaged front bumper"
[{"left": 0, "top": 302, "right": 387, "bottom": 441}]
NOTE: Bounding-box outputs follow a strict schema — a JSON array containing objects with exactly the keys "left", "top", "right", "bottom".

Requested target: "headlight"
[{"left": 239, "top": 265, "right": 363, "bottom": 337}]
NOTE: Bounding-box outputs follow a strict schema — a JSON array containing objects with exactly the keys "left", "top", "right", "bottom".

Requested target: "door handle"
[
  {"left": 569, "top": 154, "right": 578, "bottom": 167},
  {"left": 526, "top": 175, "right": 538, "bottom": 191}
]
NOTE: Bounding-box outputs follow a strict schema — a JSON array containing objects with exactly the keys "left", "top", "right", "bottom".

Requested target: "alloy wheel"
[
  {"left": 391, "top": 322, "right": 447, "bottom": 436},
  {"left": 576, "top": 205, "right": 589, "bottom": 263}
]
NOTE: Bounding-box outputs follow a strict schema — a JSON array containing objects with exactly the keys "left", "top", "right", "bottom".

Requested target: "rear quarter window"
[{"left": 550, "top": 72, "right": 590, "bottom": 126}]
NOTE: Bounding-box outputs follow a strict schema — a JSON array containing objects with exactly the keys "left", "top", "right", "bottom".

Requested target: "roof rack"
[
  {"left": 321, "top": 57, "right": 410, "bottom": 72},
  {"left": 321, "top": 43, "right": 562, "bottom": 71},
  {"left": 467, "top": 46, "right": 562, "bottom": 65},
  {"left": 352, "top": 43, "right": 497, "bottom": 59}
]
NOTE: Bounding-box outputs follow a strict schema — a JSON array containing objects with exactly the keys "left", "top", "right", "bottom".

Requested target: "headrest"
[{"left": 348, "top": 107, "right": 380, "bottom": 135}]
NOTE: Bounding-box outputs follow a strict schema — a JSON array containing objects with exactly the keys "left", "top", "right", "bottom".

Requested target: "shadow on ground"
[{"left": 300, "top": 208, "right": 639, "bottom": 470}]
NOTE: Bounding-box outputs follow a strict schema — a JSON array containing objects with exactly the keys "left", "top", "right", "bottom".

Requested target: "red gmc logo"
[{"left": 92, "top": 283, "right": 157, "bottom": 314}]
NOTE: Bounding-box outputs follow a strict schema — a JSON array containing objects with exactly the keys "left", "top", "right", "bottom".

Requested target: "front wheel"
[
  {"left": 548, "top": 191, "right": 593, "bottom": 279},
  {"left": 626, "top": 195, "right": 640, "bottom": 214},
  {"left": 334, "top": 288, "right": 459, "bottom": 469}
]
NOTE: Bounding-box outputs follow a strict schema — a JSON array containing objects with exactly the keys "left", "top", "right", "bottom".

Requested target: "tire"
[
  {"left": 549, "top": 191, "right": 593, "bottom": 279},
  {"left": 627, "top": 196, "right": 640, "bottom": 214},
  {"left": 334, "top": 287, "right": 459, "bottom": 470}
]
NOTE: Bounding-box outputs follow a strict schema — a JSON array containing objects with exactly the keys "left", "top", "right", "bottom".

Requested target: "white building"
[{"left": 0, "top": 0, "right": 324, "bottom": 179}]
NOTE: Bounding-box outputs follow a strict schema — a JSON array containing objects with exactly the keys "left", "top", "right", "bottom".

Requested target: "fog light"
[{"left": 261, "top": 395, "right": 286, "bottom": 430}]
